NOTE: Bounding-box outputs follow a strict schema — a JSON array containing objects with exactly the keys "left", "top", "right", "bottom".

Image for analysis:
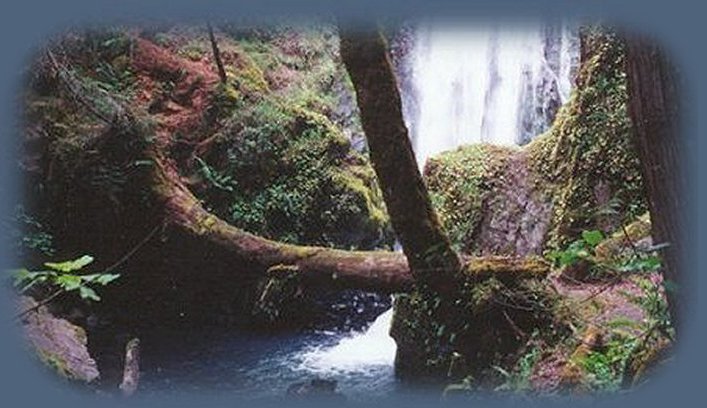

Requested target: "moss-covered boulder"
[
  {"left": 19, "top": 297, "right": 100, "bottom": 383},
  {"left": 424, "top": 144, "right": 515, "bottom": 254}
]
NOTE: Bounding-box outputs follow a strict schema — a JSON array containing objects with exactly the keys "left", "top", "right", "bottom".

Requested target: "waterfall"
[
  {"left": 299, "top": 309, "right": 396, "bottom": 372},
  {"left": 399, "top": 21, "right": 580, "bottom": 168}
]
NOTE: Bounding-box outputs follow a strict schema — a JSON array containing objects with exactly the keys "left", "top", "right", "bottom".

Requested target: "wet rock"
[
  {"left": 18, "top": 296, "right": 100, "bottom": 383},
  {"left": 119, "top": 337, "right": 140, "bottom": 397},
  {"left": 286, "top": 378, "right": 346, "bottom": 401}
]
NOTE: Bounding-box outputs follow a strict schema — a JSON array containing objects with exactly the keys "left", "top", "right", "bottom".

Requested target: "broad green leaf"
[
  {"left": 45, "top": 255, "right": 94, "bottom": 273},
  {"left": 582, "top": 230, "right": 604, "bottom": 247},
  {"left": 56, "top": 274, "right": 82, "bottom": 291},
  {"left": 95, "top": 274, "right": 120, "bottom": 285},
  {"left": 79, "top": 286, "right": 100, "bottom": 301}
]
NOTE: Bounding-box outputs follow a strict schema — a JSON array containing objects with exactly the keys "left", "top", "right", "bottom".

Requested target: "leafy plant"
[
  {"left": 12, "top": 255, "right": 120, "bottom": 302},
  {"left": 547, "top": 227, "right": 662, "bottom": 279},
  {"left": 494, "top": 343, "right": 541, "bottom": 392},
  {"left": 195, "top": 156, "right": 235, "bottom": 192},
  {"left": 577, "top": 332, "right": 644, "bottom": 392},
  {"left": 546, "top": 229, "right": 604, "bottom": 268},
  {"left": 5, "top": 206, "right": 55, "bottom": 258}
]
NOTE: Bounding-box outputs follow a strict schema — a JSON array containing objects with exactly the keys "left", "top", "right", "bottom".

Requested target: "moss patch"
[
  {"left": 526, "top": 28, "right": 646, "bottom": 250},
  {"left": 195, "top": 98, "right": 392, "bottom": 249},
  {"left": 424, "top": 144, "right": 515, "bottom": 254}
]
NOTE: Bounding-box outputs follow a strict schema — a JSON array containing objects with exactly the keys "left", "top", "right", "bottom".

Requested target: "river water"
[{"left": 138, "top": 308, "right": 398, "bottom": 401}]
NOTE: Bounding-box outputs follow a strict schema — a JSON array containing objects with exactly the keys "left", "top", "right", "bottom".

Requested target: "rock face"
[
  {"left": 19, "top": 296, "right": 100, "bottom": 383},
  {"left": 425, "top": 145, "right": 553, "bottom": 257}
]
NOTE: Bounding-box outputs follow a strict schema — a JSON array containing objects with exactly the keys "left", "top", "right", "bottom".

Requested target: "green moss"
[
  {"left": 526, "top": 29, "right": 646, "bottom": 250},
  {"left": 226, "top": 54, "right": 270, "bottom": 95},
  {"left": 424, "top": 144, "right": 515, "bottom": 253},
  {"left": 37, "top": 349, "right": 71, "bottom": 379},
  {"left": 177, "top": 40, "right": 208, "bottom": 61},
  {"left": 390, "top": 267, "right": 565, "bottom": 385}
]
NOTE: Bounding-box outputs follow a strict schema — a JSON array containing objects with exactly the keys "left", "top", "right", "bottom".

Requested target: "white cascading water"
[
  {"left": 401, "top": 21, "right": 580, "bottom": 168},
  {"left": 299, "top": 308, "right": 397, "bottom": 373}
]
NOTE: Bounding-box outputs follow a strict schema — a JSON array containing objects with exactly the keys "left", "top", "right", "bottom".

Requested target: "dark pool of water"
[{"left": 137, "top": 312, "right": 398, "bottom": 402}]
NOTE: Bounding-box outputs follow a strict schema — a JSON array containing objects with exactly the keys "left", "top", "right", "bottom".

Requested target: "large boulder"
[{"left": 18, "top": 296, "right": 100, "bottom": 383}]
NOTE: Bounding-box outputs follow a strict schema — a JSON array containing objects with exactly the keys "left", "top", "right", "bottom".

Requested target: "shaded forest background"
[{"left": 5, "top": 21, "right": 685, "bottom": 398}]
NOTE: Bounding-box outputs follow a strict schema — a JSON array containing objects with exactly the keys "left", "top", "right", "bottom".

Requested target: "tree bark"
[
  {"left": 207, "top": 23, "right": 227, "bottom": 84},
  {"left": 338, "top": 28, "right": 462, "bottom": 295},
  {"left": 625, "top": 36, "right": 684, "bottom": 335}
]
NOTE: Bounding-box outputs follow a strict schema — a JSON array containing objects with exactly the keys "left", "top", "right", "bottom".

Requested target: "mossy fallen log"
[
  {"left": 151, "top": 135, "right": 550, "bottom": 293},
  {"left": 100, "top": 113, "right": 547, "bottom": 295},
  {"left": 89, "top": 103, "right": 545, "bottom": 295}
]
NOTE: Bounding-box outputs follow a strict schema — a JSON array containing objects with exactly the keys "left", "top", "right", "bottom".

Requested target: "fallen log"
[{"left": 130, "top": 115, "right": 550, "bottom": 293}]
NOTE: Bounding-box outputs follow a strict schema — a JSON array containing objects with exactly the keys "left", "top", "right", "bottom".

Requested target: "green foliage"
[
  {"left": 555, "top": 222, "right": 674, "bottom": 391},
  {"left": 195, "top": 156, "right": 235, "bottom": 192},
  {"left": 623, "top": 276, "right": 674, "bottom": 338},
  {"left": 12, "top": 255, "right": 120, "bottom": 302},
  {"left": 197, "top": 98, "right": 391, "bottom": 249},
  {"left": 6, "top": 206, "right": 55, "bottom": 258},
  {"left": 494, "top": 342, "right": 542, "bottom": 392},
  {"left": 578, "top": 334, "right": 639, "bottom": 392},
  {"left": 572, "top": 275, "right": 673, "bottom": 392},
  {"left": 546, "top": 229, "right": 604, "bottom": 268},
  {"left": 65, "top": 29, "right": 138, "bottom": 102},
  {"left": 547, "top": 226, "right": 662, "bottom": 280}
]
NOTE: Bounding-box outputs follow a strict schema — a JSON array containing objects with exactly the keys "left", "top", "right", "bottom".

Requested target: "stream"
[{"left": 137, "top": 305, "right": 397, "bottom": 401}]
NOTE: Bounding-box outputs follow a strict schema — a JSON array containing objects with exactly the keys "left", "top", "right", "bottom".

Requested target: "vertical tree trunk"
[
  {"left": 339, "top": 28, "right": 462, "bottom": 295},
  {"left": 207, "top": 23, "right": 227, "bottom": 84},
  {"left": 625, "top": 37, "right": 684, "bottom": 335}
]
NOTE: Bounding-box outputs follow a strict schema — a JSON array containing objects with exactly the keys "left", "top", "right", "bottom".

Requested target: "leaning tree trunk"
[
  {"left": 339, "top": 28, "right": 462, "bottom": 295},
  {"left": 625, "top": 36, "right": 685, "bottom": 335}
]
